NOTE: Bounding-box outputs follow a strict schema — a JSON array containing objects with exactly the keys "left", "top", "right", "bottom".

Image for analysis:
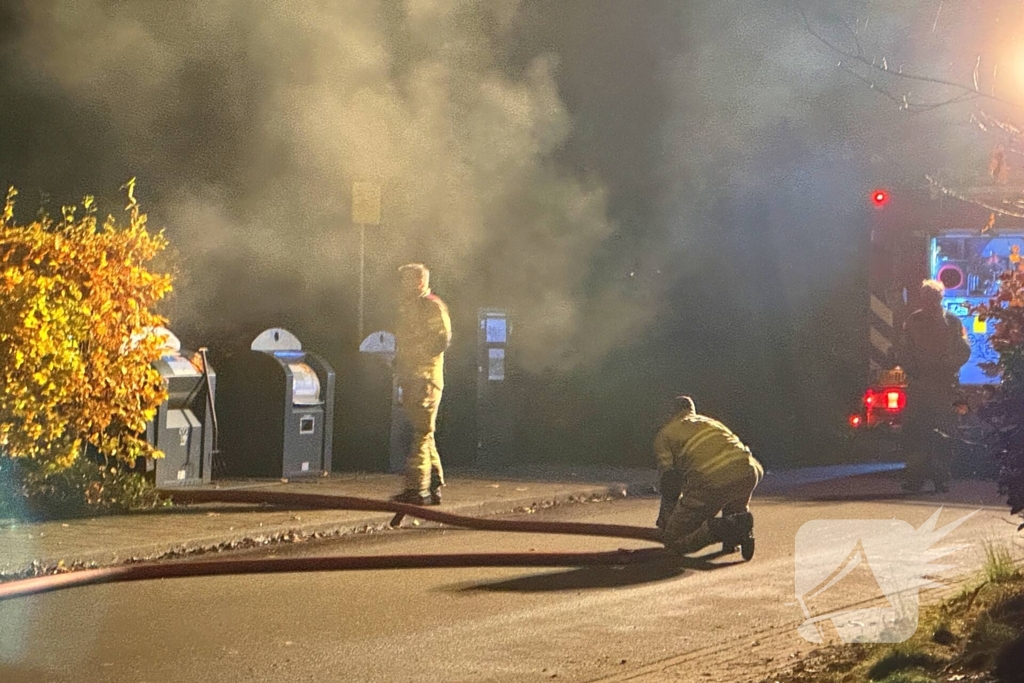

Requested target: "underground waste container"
[
  {"left": 218, "top": 328, "right": 335, "bottom": 478},
  {"left": 143, "top": 328, "right": 216, "bottom": 487}
]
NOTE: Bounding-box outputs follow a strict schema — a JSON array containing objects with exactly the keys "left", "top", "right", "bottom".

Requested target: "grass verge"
[{"left": 770, "top": 543, "right": 1023, "bottom": 683}]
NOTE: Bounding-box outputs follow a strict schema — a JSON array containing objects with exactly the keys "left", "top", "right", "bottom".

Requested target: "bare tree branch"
[
  {"left": 799, "top": 1, "right": 1024, "bottom": 221},
  {"left": 798, "top": 4, "right": 1021, "bottom": 112},
  {"left": 972, "top": 111, "right": 1024, "bottom": 158},
  {"left": 926, "top": 175, "right": 1024, "bottom": 219},
  {"left": 974, "top": 110, "right": 1024, "bottom": 137},
  {"left": 837, "top": 15, "right": 865, "bottom": 59},
  {"left": 837, "top": 59, "right": 981, "bottom": 113}
]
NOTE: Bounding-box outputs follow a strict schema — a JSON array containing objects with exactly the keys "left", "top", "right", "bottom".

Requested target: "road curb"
[{"left": 5, "top": 463, "right": 900, "bottom": 581}]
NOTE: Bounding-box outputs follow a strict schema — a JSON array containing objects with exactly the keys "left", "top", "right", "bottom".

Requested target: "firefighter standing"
[
  {"left": 654, "top": 396, "right": 764, "bottom": 557},
  {"left": 898, "top": 279, "right": 971, "bottom": 493},
  {"left": 392, "top": 263, "right": 452, "bottom": 506}
]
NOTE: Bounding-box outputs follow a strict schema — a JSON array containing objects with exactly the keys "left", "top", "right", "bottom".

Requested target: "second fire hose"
[{"left": 0, "top": 490, "right": 668, "bottom": 602}]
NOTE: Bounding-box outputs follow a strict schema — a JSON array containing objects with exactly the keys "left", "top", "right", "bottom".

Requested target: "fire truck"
[{"left": 848, "top": 185, "right": 1024, "bottom": 470}]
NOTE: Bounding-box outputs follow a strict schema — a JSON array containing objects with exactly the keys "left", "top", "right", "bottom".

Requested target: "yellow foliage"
[{"left": 0, "top": 182, "right": 172, "bottom": 470}]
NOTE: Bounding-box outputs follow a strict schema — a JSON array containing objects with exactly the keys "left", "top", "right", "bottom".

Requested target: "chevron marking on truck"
[
  {"left": 867, "top": 291, "right": 897, "bottom": 376},
  {"left": 870, "top": 326, "right": 893, "bottom": 356},
  {"left": 870, "top": 295, "right": 894, "bottom": 328}
]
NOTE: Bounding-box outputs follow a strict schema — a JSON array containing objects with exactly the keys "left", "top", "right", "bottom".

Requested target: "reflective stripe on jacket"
[{"left": 654, "top": 413, "right": 762, "bottom": 488}]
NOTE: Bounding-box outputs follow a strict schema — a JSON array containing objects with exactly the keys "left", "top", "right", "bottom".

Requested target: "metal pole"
[
  {"left": 358, "top": 223, "right": 365, "bottom": 342},
  {"left": 197, "top": 347, "right": 219, "bottom": 454}
]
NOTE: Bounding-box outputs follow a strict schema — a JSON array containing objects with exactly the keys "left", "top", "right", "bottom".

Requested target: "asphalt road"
[{"left": 0, "top": 479, "right": 1018, "bottom": 683}]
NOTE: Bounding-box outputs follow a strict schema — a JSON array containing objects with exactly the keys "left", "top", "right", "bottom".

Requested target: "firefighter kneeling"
[{"left": 654, "top": 396, "right": 763, "bottom": 560}]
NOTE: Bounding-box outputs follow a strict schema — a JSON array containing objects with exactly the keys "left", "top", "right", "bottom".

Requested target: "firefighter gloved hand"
[
  {"left": 656, "top": 505, "right": 672, "bottom": 531},
  {"left": 656, "top": 469, "right": 684, "bottom": 530}
]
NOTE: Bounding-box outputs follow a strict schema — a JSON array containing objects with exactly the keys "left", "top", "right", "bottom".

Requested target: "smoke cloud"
[
  {"left": 4, "top": 1, "right": 1010, "bottom": 465},
  {"left": 0, "top": 0, "right": 665, "bottom": 373}
]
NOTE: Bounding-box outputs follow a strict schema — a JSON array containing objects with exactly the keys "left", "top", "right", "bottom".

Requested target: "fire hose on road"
[
  {"left": 167, "top": 488, "right": 665, "bottom": 543},
  {"left": 0, "top": 490, "right": 669, "bottom": 602}
]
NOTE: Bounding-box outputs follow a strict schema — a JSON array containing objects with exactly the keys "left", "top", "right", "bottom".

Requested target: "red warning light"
[
  {"left": 863, "top": 386, "right": 906, "bottom": 413},
  {"left": 848, "top": 414, "right": 862, "bottom": 428},
  {"left": 871, "top": 189, "right": 890, "bottom": 207},
  {"left": 884, "top": 389, "right": 906, "bottom": 411},
  {"left": 863, "top": 389, "right": 876, "bottom": 408}
]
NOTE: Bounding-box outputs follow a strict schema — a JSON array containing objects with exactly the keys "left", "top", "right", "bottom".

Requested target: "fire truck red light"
[{"left": 883, "top": 388, "right": 906, "bottom": 411}]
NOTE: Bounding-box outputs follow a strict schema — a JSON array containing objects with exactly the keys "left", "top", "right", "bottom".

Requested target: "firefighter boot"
[
  {"left": 429, "top": 468, "right": 443, "bottom": 506},
  {"left": 391, "top": 489, "right": 431, "bottom": 506},
  {"left": 711, "top": 512, "right": 755, "bottom": 561}
]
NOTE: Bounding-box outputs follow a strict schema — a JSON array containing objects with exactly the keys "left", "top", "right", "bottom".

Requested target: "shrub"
[
  {"left": 0, "top": 455, "right": 169, "bottom": 520},
  {"left": 0, "top": 181, "right": 172, "bottom": 472},
  {"left": 974, "top": 269, "right": 1024, "bottom": 526}
]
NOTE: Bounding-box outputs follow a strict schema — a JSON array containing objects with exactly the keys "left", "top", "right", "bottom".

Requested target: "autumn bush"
[
  {"left": 0, "top": 456, "right": 168, "bottom": 519},
  {"left": 975, "top": 269, "right": 1024, "bottom": 526},
  {"left": 0, "top": 182, "right": 173, "bottom": 516}
]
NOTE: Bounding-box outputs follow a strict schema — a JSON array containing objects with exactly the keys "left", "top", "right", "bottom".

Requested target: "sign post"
[{"left": 351, "top": 182, "right": 382, "bottom": 342}]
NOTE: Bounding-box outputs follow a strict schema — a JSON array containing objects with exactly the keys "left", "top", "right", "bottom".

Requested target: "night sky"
[{"left": 0, "top": 1, "right": 1014, "bottom": 469}]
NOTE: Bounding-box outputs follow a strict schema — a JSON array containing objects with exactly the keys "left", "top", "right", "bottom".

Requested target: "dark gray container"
[
  {"left": 144, "top": 338, "right": 216, "bottom": 487},
  {"left": 217, "top": 328, "right": 335, "bottom": 478}
]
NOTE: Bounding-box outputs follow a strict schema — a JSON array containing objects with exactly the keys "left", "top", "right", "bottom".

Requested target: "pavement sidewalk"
[
  {"left": 0, "top": 462, "right": 917, "bottom": 579},
  {"left": 0, "top": 467, "right": 658, "bottom": 578}
]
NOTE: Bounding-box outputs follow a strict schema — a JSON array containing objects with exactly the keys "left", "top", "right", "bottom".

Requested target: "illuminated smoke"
[
  {"left": 0, "top": 0, "right": 659, "bottom": 372},
  {"left": 4, "top": 1, "right": 1006, "bottom": 463}
]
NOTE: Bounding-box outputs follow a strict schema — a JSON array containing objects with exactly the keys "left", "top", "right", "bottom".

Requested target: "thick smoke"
[
  {"left": 645, "top": 0, "right": 999, "bottom": 458},
  {"left": 4, "top": 1, "right": 1009, "bottom": 466},
  {"left": 0, "top": 0, "right": 661, "bottom": 372}
]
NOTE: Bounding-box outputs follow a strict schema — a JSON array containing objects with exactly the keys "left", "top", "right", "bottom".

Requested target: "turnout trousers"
[
  {"left": 902, "top": 382, "right": 956, "bottom": 491},
  {"left": 663, "top": 462, "right": 762, "bottom": 554},
  {"left": 401, "top": 377, "right": 445, "bottom": 494}
]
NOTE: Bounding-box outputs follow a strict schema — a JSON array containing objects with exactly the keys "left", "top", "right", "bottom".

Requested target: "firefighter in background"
[
  {"left": 654, "top": 396, "right": 763, "bottom": 558},
  {"left": 983, "top": 251, "right": 1004, "bottom": 296},
  {"left": 898, "top": 279, "right": 971, "bottom": 493},
  {"left": 391, "top": 263, "right": 452, "bottom": 506}
]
